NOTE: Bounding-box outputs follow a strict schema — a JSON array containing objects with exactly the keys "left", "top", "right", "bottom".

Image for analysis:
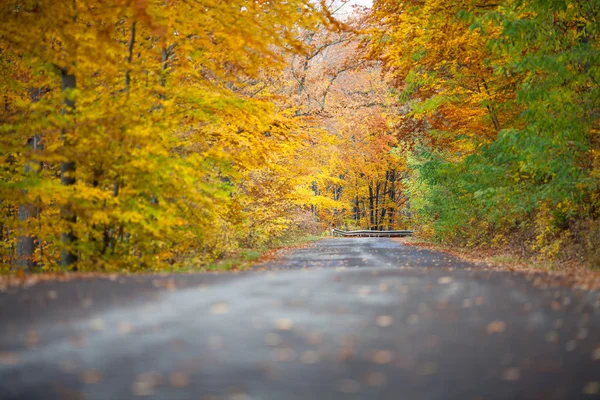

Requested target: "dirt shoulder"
[{"left": 394, "top": 236, "right": 600, "bottom": 291}]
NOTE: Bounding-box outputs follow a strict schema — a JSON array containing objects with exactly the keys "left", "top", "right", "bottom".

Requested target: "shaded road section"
[{"left": 1, "top": 238, "right": 599, "bottom": 399}]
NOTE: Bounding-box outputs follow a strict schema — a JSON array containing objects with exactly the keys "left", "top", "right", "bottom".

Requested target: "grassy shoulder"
[{"left": 173, "top": 234, "right": 324, "bottom": 273}]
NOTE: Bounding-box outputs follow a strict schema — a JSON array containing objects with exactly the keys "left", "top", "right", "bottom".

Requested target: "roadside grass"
[
  {"left": 0, "top": 235, "right": 324, "bottom": 277},
  {"left": 173, "top": 234, "right": 324, "bottom": 273}
]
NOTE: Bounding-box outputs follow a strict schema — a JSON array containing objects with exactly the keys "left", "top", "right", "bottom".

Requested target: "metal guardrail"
[{"left": 332, "top": 228, "right": 413, "bottom": 237}]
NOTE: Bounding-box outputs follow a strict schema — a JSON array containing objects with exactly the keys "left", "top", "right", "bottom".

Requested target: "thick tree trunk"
[{"left": 61, "top": 69, "right": 77, "bottom": 269}]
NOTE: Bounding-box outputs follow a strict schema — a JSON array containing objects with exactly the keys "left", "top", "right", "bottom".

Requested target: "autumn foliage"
[
  {"left": 2, "top": 0, "right": 600, "bottom": 271},
  {"left": 369, "top": 0, "right": 600, "bottom": 266},
  {"left": 0, "top": 0, "right": 335, "bottom": 271}
]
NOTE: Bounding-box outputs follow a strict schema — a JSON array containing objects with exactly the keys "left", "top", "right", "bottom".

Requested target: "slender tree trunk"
[
  {"left": 374, "top": 181, "right": 381, "bottom": 230},
  {"left": 16, "top": 88, "right": 46, "bottom": 271},
  {"left": 61, "top": 69, "right": 77, "bottom": 269},
  {"left": 368, "top": 183, "right": 375, "bottom": 230},
  {"left": 388, "top": 170, "right": 396, "bottom": 229},
  {"left": 379, "top": 171, "right": 389, "bottom": 230},
  {"left": 16, "top": 136, "right": 42, "bottom": 270},
  {"left": 354, "top": 177, "right": 360, "bottom": 223},
  {"left": 125, "top": 21, "right": 136, "bottom": 92},
  {"left": 105, "top": 21, "right": 137, "bottom": 254},
  {"left": 480, "top": 78, "right": 501, "bottom": 133}
]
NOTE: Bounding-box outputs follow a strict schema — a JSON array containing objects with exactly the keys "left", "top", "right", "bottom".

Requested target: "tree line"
[{"left": 2, "top": 0, "right": 599, "bottom": 271}]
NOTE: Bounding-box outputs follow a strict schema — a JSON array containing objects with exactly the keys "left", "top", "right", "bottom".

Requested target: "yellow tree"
[{"left": 0, "top": 0, "right": 331, "bottom": 271}]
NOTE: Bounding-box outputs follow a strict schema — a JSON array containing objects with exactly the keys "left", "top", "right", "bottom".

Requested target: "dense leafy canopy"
[
  {"left": 369, "top": 0, "right": 600, "bottom": 264},
  {"left": 1, "top": 0, "right": 334, "bottom": 271}
]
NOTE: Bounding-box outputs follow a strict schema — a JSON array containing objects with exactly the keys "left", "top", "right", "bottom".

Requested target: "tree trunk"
[
  {"left": 125, "top": 21, "right": 136, "bottom": 92},
  {"left": 379, "top": 171, "right": 389, "bottom": 230},
  {"left": 16, "top": 136, "right": 42, "bottom": 271},
  {"left": 61, "top": 69, "right": 77, "bottom": 269},
  {"left": 388, "top": 169, "right": 396, "bottom": 229},
  {"left": 368, "top": 184, "right": 375, "bottom": 230},
  {"left": 480, "top": 78, "right": 501, "bottom": 133},
  {"left": 16, "top": 87, "right": 47, "bottom": 271},
  {"left": 374, "top": 181, "right": 380, "bottom": 230}
]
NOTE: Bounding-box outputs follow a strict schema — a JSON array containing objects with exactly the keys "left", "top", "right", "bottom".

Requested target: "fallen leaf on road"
[
  {"left": 370, "top": 350, "right": 393, "bottom": 365},
  {"left": 437, "top": 276, "right": 454, "bottom": 285},
  {"left": 90, "top": 318, "right": 105, "bottom": 331},
  {"left": 169, "top": 371, "right": 189, "bottom": 388},
  {"left": 486, "top": 320, "right": 506, "bottom": 335},
  {"left": 47, "top": 290, "right": 57, "bottom": 300},
  {"left": 0, "top": 352, "right": 18, "bottom": 365},
  {"left": 276, "top": 318, "right": 293, "bottom": 331},
  {"left": 80, "top": 370, "right": 102, "bottom": 384},
  {"left": 592, "top": 347, "right": 600, "bottom": 360},
  {"left": 132, "top": 372, "right": 161, "bottom": 396},
  {"left": 364, "top": 371, "right": 386, "bottom": 386},
  {"left": 25, "top": 330, "right": 40, "bottom": 347},
  {"left": 152, "top": 279, "right": 176, "bottom": 291},
  {"left": 503, "top": 367, "right": 520, "bottom": 381},
  {"left": 210, "top": 302, "right": 230, "bottom": 315},
  {"left": 337, "top": 346, "right": 355, "bottom": 362},
  {"left": 376, "top": 315, "right": 393, "bottom": 327}
]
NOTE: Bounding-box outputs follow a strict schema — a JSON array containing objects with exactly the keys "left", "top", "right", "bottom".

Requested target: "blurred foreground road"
[{"left": 1, "top": 238, "right": 599, "bottom": 399}]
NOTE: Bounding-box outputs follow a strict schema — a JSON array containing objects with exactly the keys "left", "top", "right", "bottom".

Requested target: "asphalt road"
[{"left": 1, "top": 238, "right": 600, "bottom": 400}]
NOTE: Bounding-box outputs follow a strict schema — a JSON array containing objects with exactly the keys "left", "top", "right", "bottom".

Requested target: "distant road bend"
[{"left": 1, "top": 238, "right": 599, "bottom": 399}]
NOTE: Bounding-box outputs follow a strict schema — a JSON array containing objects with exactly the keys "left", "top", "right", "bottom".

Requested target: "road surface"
[{"left": 1, "top": 238, "right": 599, "bottom": 399}]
